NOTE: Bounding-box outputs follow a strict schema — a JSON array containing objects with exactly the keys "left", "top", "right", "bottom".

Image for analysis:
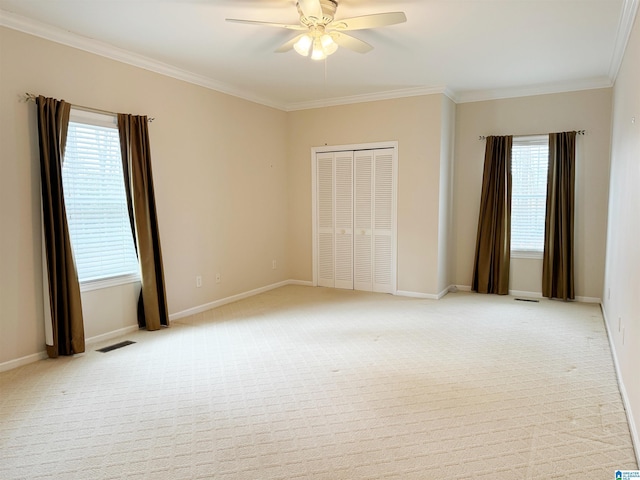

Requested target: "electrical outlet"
[
  {"left": 272, "top": 259, "right": 277, "bottom": 270},
  {"left": 196, "top": 275, "right": 202, "bottom": 288},
  {"left": 215, "top": 273, "right": 221, "bottom": 284}
]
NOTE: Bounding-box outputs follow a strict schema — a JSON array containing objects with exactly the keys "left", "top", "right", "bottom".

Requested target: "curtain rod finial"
[{"left": 21, "top": 93, "right": 37, "bottom": 103}]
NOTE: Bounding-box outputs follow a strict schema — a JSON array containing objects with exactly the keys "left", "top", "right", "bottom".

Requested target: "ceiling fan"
[{"left": 226, "top": 0, "right": 407, "bottom": 60}]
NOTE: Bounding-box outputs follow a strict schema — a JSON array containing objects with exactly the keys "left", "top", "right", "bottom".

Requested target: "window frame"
[{"left": 63, "top": 108, "right": 140, "bottom": 292}]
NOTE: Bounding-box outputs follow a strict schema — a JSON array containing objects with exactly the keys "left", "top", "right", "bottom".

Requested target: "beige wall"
[
  {"left": 0, "top": 27, "right": 289, "bottom": 365},
  {"left": 452, "top": 89, "right": 612, "bottom": 299},
  {"left": 603, "top": 10, "right": 640, "bottom": 448},
  {"left": 286, "top": 95, "right": 447, "bottom": 296},
  {"left": 80, "top": 283, "right": 140, "bottom": 339}
]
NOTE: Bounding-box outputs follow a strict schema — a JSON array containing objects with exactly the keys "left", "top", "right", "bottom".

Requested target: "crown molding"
[
  {"left": 441, "top": 87, "right": 459, "bottom": 104},
  {"left": 453, "top": 77, "right": 614, "bottom": 104},
  {"left": 608, "top": 0, "right": 639, "bottom": 81},
  {"left": 284, "top": 85, "right": 450, "bottom": 111},
  {"left": 1, "top": 9, "right": 449, "bottom": 111},
  {"left": 0, "top": 10, "right": 288, "bottom": 111},
  {"left": 2, "top": 3, "right": 636, "bottom": 111}
]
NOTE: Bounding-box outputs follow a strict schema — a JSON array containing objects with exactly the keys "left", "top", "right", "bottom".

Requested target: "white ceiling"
[{"left": 0, "top": 0, "right": 637, "bottom": 110}]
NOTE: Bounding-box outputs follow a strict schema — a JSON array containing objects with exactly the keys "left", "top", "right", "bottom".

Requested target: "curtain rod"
[
  {"left": 23, "top": 93, "right": 155, "bottom": 123},
  {"left": 478, "top": 130, "right": 585, "bottom": 141}
]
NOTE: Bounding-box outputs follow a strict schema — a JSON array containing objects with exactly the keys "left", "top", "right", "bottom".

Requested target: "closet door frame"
[{"left": 311, "top": 141, "right": 398, "bottom": 294}]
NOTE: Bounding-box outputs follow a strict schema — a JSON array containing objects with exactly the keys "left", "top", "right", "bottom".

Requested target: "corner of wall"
[{"left": 437, "top": 95, "right": 456, "bottom": 293}]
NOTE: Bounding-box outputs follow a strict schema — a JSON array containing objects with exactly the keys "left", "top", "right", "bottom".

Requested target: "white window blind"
[
  {"left": 511, "top": 136, "right": 549, "bottom": 256},
  {"left": 62, "top": 109, "right": 139, "bottom": 287}
]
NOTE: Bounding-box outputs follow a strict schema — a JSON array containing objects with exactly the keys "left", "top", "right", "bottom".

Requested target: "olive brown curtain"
[
  {"left": 117, "top": 114, "right": 169, "bottom": 330},
  {"left": 542, "top": 131, "right": 577, "bottom": 300},
  {"left": 472, "top": 135, "right": 513, "bottom": 295},
  {"left": 36, "top": 96, "right": 85, "bottom": 357}
]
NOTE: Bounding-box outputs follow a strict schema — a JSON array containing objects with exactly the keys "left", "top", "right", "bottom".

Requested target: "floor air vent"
[
  {"left": 515, "top": 298, "right": 539, "bottom": 303},
  {"left": 97, "top": 340, "right": 136, "bottom": 353}
]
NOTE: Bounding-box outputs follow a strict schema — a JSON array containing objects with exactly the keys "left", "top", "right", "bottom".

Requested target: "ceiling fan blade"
[
  {"left": 275, "top": 34, "right": 306, "bottom": 53},
  {"left": 329, "top": 12, "right": 407, "bottom": 31},
  {"left": 226, "top": 18, "right": 305, "bottom": 30},
  {"left": 331, "top": 32, "right": 373, "bottom": 54},
  {"left": 297, "top": 0, "right": 323, "bottom": 22}
]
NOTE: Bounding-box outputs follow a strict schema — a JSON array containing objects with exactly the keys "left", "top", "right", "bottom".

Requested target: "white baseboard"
[
  {"left": 169, "top": 279, "right": 312, "bottom": 321},
  {"left": 451, "top": 286, "right": 545, "bottom": 300},
  {"left": 575, "top": 295, "right": 602, "bottom": 303},
  {"left": 509, "top": 289, "right": 543, "bottom": 299},
  {"left": 511, "top": 291, "right": 601, "bottom": 303},
  {"left": 0, "top": 325, "right": 141, "bottom": 373},
  {"left": 287, "top": 279, "right": 314, "bottom": 287},
  {"left": 397, "top": 286, "right": 451, "bottom": 300},
  {"left": 456, "top": 285, "right": 601, "bottom": 304},
  {"left": 85, "top": 325, "right": 139, "bottom": 346},
  {"left": 0, "top": 351, "right": 48, "bottom": 373},
  {"left": 600, "top": 304, "right": 640, "bottom": 464},
  {"left": 438, "top": 286, "right": 453, "bottom": 299},
  {"left": 397, "top": 290, "right": 438, "bottom": 300},
  {"left": 0, "top": 280, "right": 312, "bottom": 373}
]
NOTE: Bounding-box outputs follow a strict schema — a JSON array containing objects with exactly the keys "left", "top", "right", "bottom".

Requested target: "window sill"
[
  {"left": 511, "top": 250, "right": 543, "bottom": 260},
  {"left": 80, "top": 273, "right": 141, "bottom": 292}
]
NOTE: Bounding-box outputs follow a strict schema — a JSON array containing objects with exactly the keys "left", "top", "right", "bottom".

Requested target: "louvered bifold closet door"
[
  {"left": 373, "top": 150, "right": 395, "bottom": 293},
  {"left": 354, "top": 151, "right": 373, "bottom": 291},
  {"left": 316, "top": 146, "right": 395, "bottom": 293},
  {"left": 334, "top": 152, "right": 354, "bottom": 289},
  {"left": 317, "top": 153, "right": 335, "bottom": 287}
]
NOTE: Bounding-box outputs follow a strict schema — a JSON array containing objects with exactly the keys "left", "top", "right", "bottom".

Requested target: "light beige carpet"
[{"left": 0, "top": 286, "right": 637, "bottom": 479}]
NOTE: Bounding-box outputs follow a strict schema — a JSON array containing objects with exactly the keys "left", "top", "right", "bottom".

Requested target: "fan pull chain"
[{"left": 324, "top": 57, "right": 328, "bottom": 100}]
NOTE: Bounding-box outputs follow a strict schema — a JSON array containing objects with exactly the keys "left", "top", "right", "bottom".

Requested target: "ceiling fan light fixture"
[
  {"left": 321, "top": 33, "right": 338, "bottom": 55},
  {"left": 294, "top": 34, "right": 313, "bottom": 56},
  {"left": 229, "top": 0, "right": 406, "bottom": 60},
  {"left": 311, "top": 37, "right": 327, "bottom": 60}
]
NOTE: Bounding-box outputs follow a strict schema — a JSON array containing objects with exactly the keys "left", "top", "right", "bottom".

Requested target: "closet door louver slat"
[
  {"left": 373, "top": 151, "right": 394, "bottom": 293},
  {"left": 317, "top": 153, "right": 334, "bottom": 287},
  {"left": 334, "top": 152, "right": 354, "bottom": 289},
  {"left": 354, "top": 151, "right": 373, "bottom": 291}
]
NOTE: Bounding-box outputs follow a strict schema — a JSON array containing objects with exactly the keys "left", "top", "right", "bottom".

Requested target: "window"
[
  {"left": 62, "top": 109, "right": 139, "bottom": 290},
  {"left": 511, "top": 136, "right": 548, "bottom": 257}
]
